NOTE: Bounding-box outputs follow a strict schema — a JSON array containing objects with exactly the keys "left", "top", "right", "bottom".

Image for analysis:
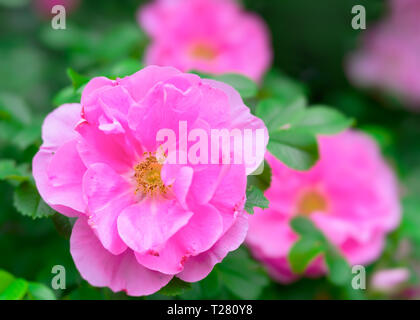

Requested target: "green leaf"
[
  {"left": 295, "top": 106, "right": 354, "bottom": 135},
  {"left": 0, "top": 93, "right": 31, "bottom": 125},
  {"left": 261, "top": 71, "right": 307, "bottom": 106},
  {"left": 244, "top": 185, "right": 269, "bottom": 214},
  {"left": 247, "top": 160, "right": 272, "bottom": 191},
  {"left": 268, "top": 129, "right": 319, "bottom": 171},
  {"left": 53, "top": 86, "right": 81, "bottom": 106},
  {"left": 67, "top": 68, "right": 90, "bottom": 90},
  {"left": 290, "top": 217, "right": 325, "bottom": 240},
  {"left": 217, "top": 247, "right": 269, "bottom": 299},
  {"left": 11, "top": 122, "right": 41, "bottom": 150},
  {"left": 0, "top": 270, "right": 15, "bottom": 293},
  {"left": 210, "top": 73, "right": 258, "bottom": 98},
  {"left": 158, "top": 277, "right": 192, "bottom": 297},
  {"left": 400, "top": 197, "right": 420, "bottom": 243},
  {"left": 51, "top": 214, "right": 73, "bottom": 239},
  {"left": 13, "top": 182, "right": 56, "bottom": 219},
  {"left": 289, "top": 217, "right": 351, "bottom": 286},
  {"left": 289, "top": 236, "right": 325, "bottom": 274},
  {"left": 96, "top": 24, "right": 145, "bottom": 62},
  {"left": 66, "top": 282, "right": 105, "bottom": 300},
  {"left": 0, "top": 278, "right": 28, "bottom": 300},
  {"left": 27, "top": 282, "right": 56, "bottom": 300},
  {"left": 0, "top": 160, "right": 30, "bottom": 183},
  {"left": 325, "top": 247, "right": 351, "bottom": 286},
  {"left": 105, "top": 59, "right": 144, "bottom": 79},
  {"left": 256, "top": 98, "right": 306, "bottom": 132}
]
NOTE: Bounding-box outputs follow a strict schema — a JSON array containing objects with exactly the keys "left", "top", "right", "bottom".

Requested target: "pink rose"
[
  {"left": 138, "top": 0, "right": 272, "bottom": 82},
  {"left": 347, "top": 0, "right": 420, "bottom": 110},
  {"left": 246, "top": 131, "right": 401, "bottom": 283},
  {"left": 33, "top": 66, "right": 268, "bottom": 295},
  {"left": 371, "top": 268, "right": 410, "bottom": 293}
]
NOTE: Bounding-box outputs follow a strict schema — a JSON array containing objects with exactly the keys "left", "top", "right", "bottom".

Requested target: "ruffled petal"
[
  {"left": 117, "top": 198, "right": 193, "bottom": 254},
  {"left": 76, "top": 120, "right": 137, "bottom": 173},
  {"left": 178, "top": 212, "right": 248, "bottom": 282},
  {"left": 41, "top": 103, "right": 82, "bottom": 149},
  {"left": 203, "top": 79, "right": 268, "bottom": 174},
  {"left": 33, "top": 140, "right": 86, "bottom": 217},
  {"left": 83, "top": 163, "right": 134, "bottom": 255},
  {"left": 134, "top": 203, "right": 223, "bottom": 275},
  {"left": 70, "top": 218, "right": 172, "bottom": 296}
]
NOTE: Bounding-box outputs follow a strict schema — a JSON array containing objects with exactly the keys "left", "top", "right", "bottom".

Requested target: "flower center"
[
  {"left": 296, "top": 190, "right": 328, "bottom": 216},
  {"left": 190, "top": 43, "right": 217, "bottom": 60},
  {"left": 134, "top": 153, "right": 167, "bottom": 196}
]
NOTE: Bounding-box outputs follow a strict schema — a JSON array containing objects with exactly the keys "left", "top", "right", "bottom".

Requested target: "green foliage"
[
  {"left": 268, "top": 129, "right": 319, "bottom": 170},
  {"left": 256, "top": 74, "right": 353, "bottom": 171},
  {"left": 0, "top": 0, "right": 417, "bottom": 301},
  {"left": 244, "top": 185, "right": 269, "bottom": 214},
  {"left": 53, "top": 86, "right": 82, "bottom": 107},
  {"left": 0, "top": 160, "right": 30, "bottom": 184},
  {"left": 209, "top": 73, "right": 258, "bottom": 99},
  {"left": 217, "top": 248, "right": 270, "bottom": 299},
  {"left": 400, "top": 197, "right": 420, "bottom": 243},
  {"left": 51, "top": 214, "right": 73, "bottom": 239},
  {"left": 247, "top": 160, "right": 272, "bottom": 191},
  {"left": 294, "top": 106, "right": 354, "bottom": 135},
  {"left": 13, "top": 182, "right": 56, "bottom": 219},
  {"left": 191, "top": 71, "right": 258, "bottom": 99},
  {"left": 158, "top": 278, "right": 192, "bottom": 297},
  {"left": 289, "top": 217, "right": 351, "bottom": 286},
  {"left": 67, "top": 68, "right": 90, "bottom": 90},
  {"left": 0, "top": 269, "right": 55, "bottom": 300}
]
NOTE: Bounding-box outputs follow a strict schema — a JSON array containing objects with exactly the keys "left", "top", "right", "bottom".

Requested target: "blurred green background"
[{"left": 1, "top": 0, "right": 419, "bottom": 300}]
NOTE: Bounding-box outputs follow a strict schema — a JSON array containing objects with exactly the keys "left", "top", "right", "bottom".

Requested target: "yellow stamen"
[
  {"left": 296, "top": 190, "right": 328, "bottom": 216},
  {"left": 190, "top": 44, "right": 217, "bottom": 60},
  {"left": 134, "top": 152, "right": 167, "bottom": 196}
]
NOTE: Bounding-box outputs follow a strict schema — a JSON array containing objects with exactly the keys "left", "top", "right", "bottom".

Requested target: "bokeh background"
[{"left": 1, "top": 0, "right": 419, "bottom": 299}]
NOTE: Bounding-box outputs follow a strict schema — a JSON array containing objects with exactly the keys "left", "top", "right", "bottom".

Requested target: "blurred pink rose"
[
  {"left": 34, "top": 0, "right": 80, "bottom": 17},
  {"left": 246, "top": 131, "right": 401, "bottom": 283},
  {"left": 32, "top": 66, "right": 268, "bottom": 295},
  {"left": 138, "top": 0, "right": 272, "bottom": 82},
  {"left": 347, "top": 0, "right": 420, "bottom": 110},
  {"left": 371, "top": 268, "right": 410, "bottom": 293}
]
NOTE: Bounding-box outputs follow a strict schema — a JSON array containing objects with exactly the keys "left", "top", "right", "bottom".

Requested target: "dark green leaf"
[
  {"left": 67, "top": 68, "right": 90, "bottom": 90},
  {"left": 247, "top": 160, "right": 272, "bottom": 191},
  {"left": 217, "top": 247, "right": 269, "bottom": 299},
  {"left": 158, "top": 277, "right": 192, "bottom": 297},
  {"left": 51, "top": 213, "right": 73, "bottom": 239},
  {"left": 13, "top": 182, "right": 56, "bottom": 219}
]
